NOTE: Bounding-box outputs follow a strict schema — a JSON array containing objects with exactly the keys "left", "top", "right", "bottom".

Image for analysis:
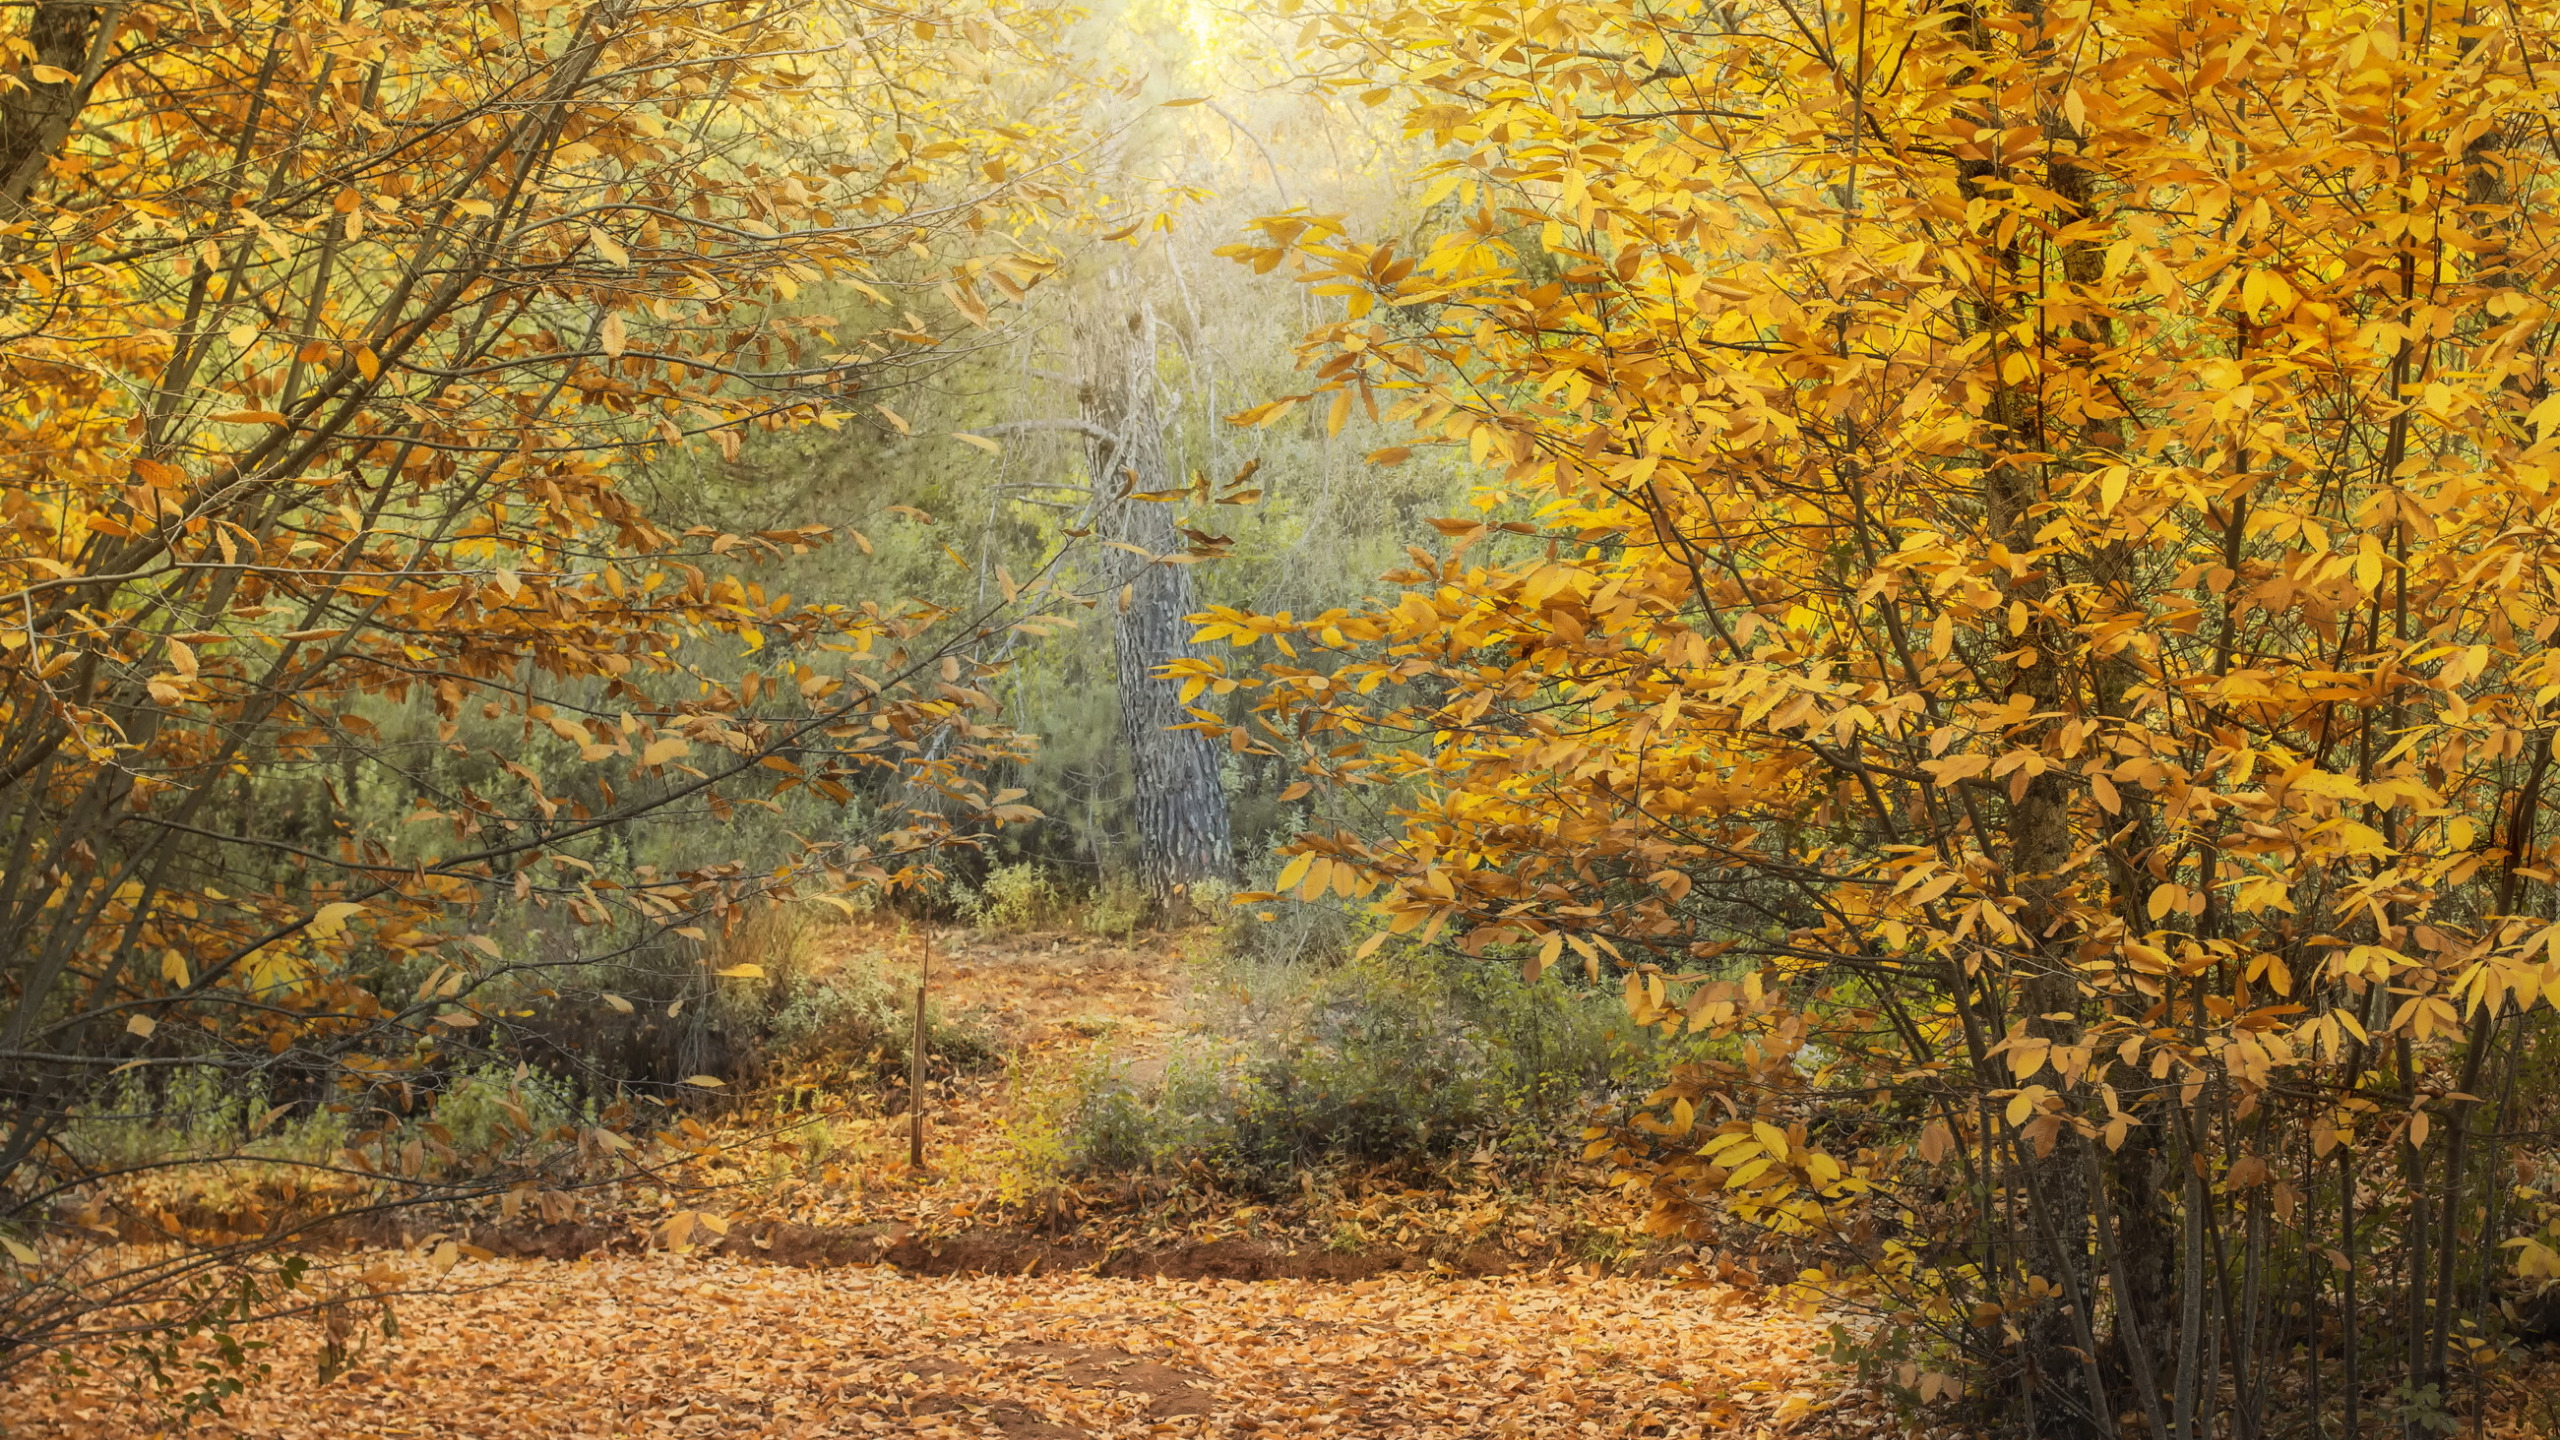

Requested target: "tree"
[
  {"left": 1077, "top": 276, "right": 1235, "bottom": 903},
  {"left": 1201, "top": 0, "right": 2560, "bottom": 1433},
  {"left": 0, "top": 0, "right": 1079, "bottom": 1376}
]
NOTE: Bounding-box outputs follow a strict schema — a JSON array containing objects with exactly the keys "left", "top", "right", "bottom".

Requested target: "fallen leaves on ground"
[{"left": 7, "top": 1256, "right": 1860, "bottom": 1437}]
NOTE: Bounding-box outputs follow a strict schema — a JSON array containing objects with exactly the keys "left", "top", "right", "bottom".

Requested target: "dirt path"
[
  {"left": 6, "top": 1255, "right": 1854, "bottom": 1438},
  {"left": 904, "top": 927, "right": 1191, "bottom": 1083}
]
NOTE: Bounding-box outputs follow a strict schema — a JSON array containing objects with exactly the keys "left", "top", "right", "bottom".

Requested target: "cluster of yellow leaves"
[
  {"left": 1200, "top": 0, "right": 2560, "bottom": 1374},
  {"left": 0, "top": 0, "right": 1090, "bottom": 1287}
]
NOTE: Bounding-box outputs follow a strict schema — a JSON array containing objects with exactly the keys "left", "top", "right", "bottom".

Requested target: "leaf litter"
[{"left": 6, "top": 1255, "right": 1861, "bottom": 1437}]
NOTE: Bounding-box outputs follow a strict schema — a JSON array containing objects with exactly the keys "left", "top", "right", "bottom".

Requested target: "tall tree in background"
[
  {"left": 1204, "top": 0, "right": 2560, "bottom": 1433},
  {"left": 0, "top": 0, "right": 1079, "bottom": 1366},
  {"left": 1078, "top": 276, "right": 1234, "bottom": 901}
]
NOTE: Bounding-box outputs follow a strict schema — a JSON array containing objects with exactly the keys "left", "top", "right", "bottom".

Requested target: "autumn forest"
[{"left": 4, "top": 0, "right": 2560, "bottom": 1435}]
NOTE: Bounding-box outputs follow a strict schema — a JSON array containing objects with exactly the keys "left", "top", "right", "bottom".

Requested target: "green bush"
[
  {"left": 1083, "top": 874, "right": 1148, "bottom": 939},
  {"left": 764, "top": 956, "right": 997, "bottom": 1084},
  {"left": 424, "top": 1064, "right": 583, "bottom": 1162},
  {"left": 60, "top": 1067, "right": 353, "bottom": 1190},
  {"left": 1062, "top": 937, "right": 1688, "bottom": 1195},
  {"left": 964, "top": 863, "right": 1062, "bottom": 930}
]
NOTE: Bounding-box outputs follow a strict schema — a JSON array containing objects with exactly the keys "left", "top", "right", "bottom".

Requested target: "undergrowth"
[{"left": 1031, "top": 931, "right": 1718, "bottom": 1199}]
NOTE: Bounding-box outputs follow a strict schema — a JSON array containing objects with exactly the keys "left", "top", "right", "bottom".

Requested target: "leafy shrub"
[
  {"left": 965, "top": 863, "right": 1062, "bottom": 930},
  {"left": 424, "top": 1064, "right": 584, "bottom": 1162},
  {"left": 763, "top": 951, "right": 996, "bottom": 1086},
  {"left": 1084, "top": 875, "right": 1149, "bottom": 939},
  {"left": 63, "top": 1068, "right": 353, "bottom": 1184},
  {"left": 1062, "top": 937, "right": 1682, "bottom": 1195}
]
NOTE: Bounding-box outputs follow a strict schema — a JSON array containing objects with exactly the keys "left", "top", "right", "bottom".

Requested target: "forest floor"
[
  {"left": 13, "top": 926, "right": 2560, "bottom": 1436},
  {"left": 0, "top": 929, "right": 1902, "bottom": 1436}
]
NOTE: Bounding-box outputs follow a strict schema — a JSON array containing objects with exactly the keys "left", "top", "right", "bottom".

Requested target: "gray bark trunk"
[
  {"left": 1076, "top": 294, "right": 1232, "bottom": 904},
  {"left": 1, "top": 3, "right": 105, "bottom": 216}
]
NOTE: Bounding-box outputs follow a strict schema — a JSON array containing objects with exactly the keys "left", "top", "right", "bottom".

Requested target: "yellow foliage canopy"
[
  {"left": 0, "top": 0, "right": 1082, "bottom": 1310},
  {"left": 1204, "top": 0, "right": 2560, "bottom": 1423}
]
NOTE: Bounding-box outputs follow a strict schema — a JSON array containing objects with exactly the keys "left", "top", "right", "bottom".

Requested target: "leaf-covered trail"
[{"left": 8, "top": 1256, "right": 1854, "bottom": 1438}]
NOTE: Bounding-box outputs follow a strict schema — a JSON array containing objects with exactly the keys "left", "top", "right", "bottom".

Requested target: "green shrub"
[
  {"left": 425, "top": 1064, "right": 583, "bottom": 1162},
  {"left": 1083, "top": 874, "right": 1148, "bottom": 939},
  {"left": 966, "top": 863, "right": 1062, "bottom": 930},
  {"left": 1061, "top": 937, "right": 1686, "bottom": 1195},
  {"left": 764, "top": 957, "right": 996, "bottom": 1084},
  {"left": 60, "top": 1067, "right": 354, "bottom": 1192}
]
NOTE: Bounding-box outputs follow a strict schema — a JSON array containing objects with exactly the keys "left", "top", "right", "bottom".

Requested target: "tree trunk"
[
  {"left": 1077, "top": 293, "right": 1232, "bottom": 905},
  {"left": 1959, "top": 6, "right": 2103, "bottom": 1423},
  {"left": 0, "top": 2, "right": 105, "bottom": 216}
]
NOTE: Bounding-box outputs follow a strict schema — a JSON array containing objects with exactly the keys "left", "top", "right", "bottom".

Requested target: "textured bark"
[
  {"left": 0, "top": 3, "right": 104, "bottom": 215},
  {"left": 1077, "top": 297, "right": 1232, "bottom": 904},
  {"left": 1957, "top": 5, "right": 2102, "bottom": 1425}
]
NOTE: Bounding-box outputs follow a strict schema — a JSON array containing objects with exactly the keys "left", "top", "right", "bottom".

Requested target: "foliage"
[
  {"left": 1064, "top": 937, "right": 1677, "bottom": 1194},
  {"left": 58, "top": 1068, "right": 353, "bottom": 1191},
  {"left": 1081, "top": 874, "right": 1152, "bottom": 938},
  {"left": 1203, "top": 0, "right": 2560, "bottom": 1433},
  {"left": 0, "top": 0, "right": 1092, "bottom": 1375},
  {"left": 762, "top": 953, "right": 998, "bottom": 1084},
  {"left": 963, "top": 862, "right": 1067, "bottom": 929},
  {"left": 421, "top": 1065, "right": 585, "bottom": 1167}
]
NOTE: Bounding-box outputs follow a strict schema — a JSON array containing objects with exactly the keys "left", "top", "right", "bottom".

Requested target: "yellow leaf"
[
  {"left": 642, "top": 736, "right": 690, "bottom": 766},
  {"left": 715, "top": 963, "right": 765, "bottom": 979},
  {"left": 951, "top": 431, "right": 1001, "bottom": 453},
  {"left": 1751, "top": 1120, "right": 1791, "bottom": 1160},
  {"left": 682, "top": 1075, "right": 725, "bottom": 1088},
  {"left": 1531, "top": 929, "right": 1562, "bottom": 982},
  {"left": 309, "top": 901, "right": 364, "bottom": 939},
  {"left": 601, "top": 312, "right": 627, "bottom": 357},
  {"left": 126, "top": 1014, "right": 156, "bottom": 1039},
  {"left": 602, "top": 993, "right": 634, "bottom": 1014}
]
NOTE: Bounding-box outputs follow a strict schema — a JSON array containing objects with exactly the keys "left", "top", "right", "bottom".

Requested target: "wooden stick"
[{"left": 909, "top": 926, "right": 930, "bottom": 1171}]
